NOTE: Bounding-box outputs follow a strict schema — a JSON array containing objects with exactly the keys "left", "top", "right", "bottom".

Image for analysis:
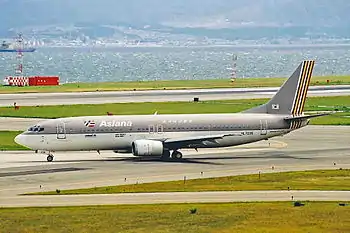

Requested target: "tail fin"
[{"left": 244, "top": 60, "right": 315, "bottom": 115}]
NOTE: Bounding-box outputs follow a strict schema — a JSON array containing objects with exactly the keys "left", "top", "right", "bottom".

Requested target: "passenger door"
[
  {"left": 148, "top": 125, "right": 155, "bottom": 134},
  {"left": 260, "top": 120, "right": 268, "bottom": 135},
  {"left": 156, "top": 124, "right": 163, "bottom": 134},
  {"left": 57, "top": 121, "right": 66, "bottom": 139}
]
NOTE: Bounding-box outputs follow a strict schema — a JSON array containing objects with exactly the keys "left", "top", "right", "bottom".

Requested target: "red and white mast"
[{"left": 15, "top": 33, "right": 24, "bottom": 76}]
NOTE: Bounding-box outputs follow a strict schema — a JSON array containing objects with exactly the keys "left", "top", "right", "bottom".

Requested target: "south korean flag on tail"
[{"left": 272, "top": 104, "right": 280, "bottom": 110}]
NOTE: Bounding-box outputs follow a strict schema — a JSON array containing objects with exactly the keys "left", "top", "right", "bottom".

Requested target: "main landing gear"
[
  {"left": 171, "top": 150, "right": 183, "bottom": 159},
  {"left": 161, "top": 150, "right": 183, "bottom": 160}
]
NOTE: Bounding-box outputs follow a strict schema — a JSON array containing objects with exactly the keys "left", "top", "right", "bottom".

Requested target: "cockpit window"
[{"left": 28, "top": 125, "right": 44, "bottom": 132}]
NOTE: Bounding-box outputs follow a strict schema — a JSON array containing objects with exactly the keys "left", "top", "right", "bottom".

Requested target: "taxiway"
[
  {"left": 0, "top": 125, "right": 349, "bottom": 207},
  {"left": 0, "top": 117, "right": 45, "bottom": 131},
  {"left": 1, "top": 85, "right": 349, "bottom": 106}
]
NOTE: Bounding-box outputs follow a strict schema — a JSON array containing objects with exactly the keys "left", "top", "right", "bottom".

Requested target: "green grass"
[
  {"left": 1, "top": 75, "right": 350, "bottom": 93},
  {"left": 0, "top": 96, "right": 349, "bottom": 126},
  {"left": 0, "top": 202, "right": 349, "bottom": 233},
  {"left": 309, "top": 112, "right": 350, "bottom": 125},
  {"left": 29, "top": 169, "right": 350, "bottom": 195},
  {"left": 0, "top": 131, "right": 28, "bottom": 151}
]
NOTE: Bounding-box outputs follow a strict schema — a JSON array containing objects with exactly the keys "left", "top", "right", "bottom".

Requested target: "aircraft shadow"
[
  {"left": 14, "top": 151, "right": 314, "bottom": 166},
  {"left": 0, "top": 167, "right": 91, "bottom": 178}
]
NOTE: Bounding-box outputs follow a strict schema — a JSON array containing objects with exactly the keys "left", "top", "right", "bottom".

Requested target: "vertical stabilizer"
[{"left": 244, "top": 60, "right": 315, "bottom": 115}]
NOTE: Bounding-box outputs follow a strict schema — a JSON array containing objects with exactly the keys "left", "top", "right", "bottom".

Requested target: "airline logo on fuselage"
[
  {"left": 84, "top": 120, "right": 96, "bottom": 128},
  {"left": 99, "top": 120, "right": 133, "bottom": 127}
]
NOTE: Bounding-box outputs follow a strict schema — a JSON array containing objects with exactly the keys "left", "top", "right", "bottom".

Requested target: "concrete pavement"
[
  {"left": 1, "top": 191, "right": 349, "bottom": 207},
  {"left": 1, "top": 85, "right": 349, "bottom": 106},
  {"left": 0, "top": 125, "right": 349, "bottom": 207}
]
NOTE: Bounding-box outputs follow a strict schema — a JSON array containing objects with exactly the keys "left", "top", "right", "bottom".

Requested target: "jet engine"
[{"left": 132, "top": 140, "right": 164, "bottom": 156}]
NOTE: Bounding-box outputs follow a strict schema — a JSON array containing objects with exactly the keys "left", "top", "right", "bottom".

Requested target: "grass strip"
[
  {"left": 0, "top": 96, "right": 349, "bottom": 126},
  {"left": 1, "top": 75, "right": 349, "bottom": 93},
  {"left": 28, "top": 169, "right": 350, "bottom": 195},
  {"left": 0, "top": 131, "right": 28, "bottom": 151},
  {"left": 0, "top": 202, "right": 349, "bottom": 233}
]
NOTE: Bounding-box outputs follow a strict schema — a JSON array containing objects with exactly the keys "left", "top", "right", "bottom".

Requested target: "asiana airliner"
[{"left": 15, "top": 60, "right": 330, "bottom": 162}]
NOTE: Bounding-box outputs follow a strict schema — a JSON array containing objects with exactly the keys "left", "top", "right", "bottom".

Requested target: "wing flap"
[{"left": 163, "top": 133, "right": 242, "bottom": 146}]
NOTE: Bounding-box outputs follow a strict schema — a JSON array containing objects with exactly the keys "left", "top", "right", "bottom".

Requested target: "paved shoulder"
[
  {"left": 1, "top": 191, "right": 349, "bottom": 207},
  {"left": 1, "top": 85, "right": 349, "bottom": 106}
]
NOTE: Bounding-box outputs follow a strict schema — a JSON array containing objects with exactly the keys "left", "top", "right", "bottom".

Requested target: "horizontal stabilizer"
[{"left": 284, "top": 112, "right": 333, "bottom": 121}]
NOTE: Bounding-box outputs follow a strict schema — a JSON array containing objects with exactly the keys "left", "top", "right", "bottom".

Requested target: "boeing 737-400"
[{"left": 15, "top": 60, "right": 330, "bottom": 162}]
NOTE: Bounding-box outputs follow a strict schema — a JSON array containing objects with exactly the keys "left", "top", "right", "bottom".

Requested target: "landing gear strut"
[
  {"left": 40, "top": 151, "right": 54, "bottom": 162},
  {"left": 171, "top": 150, "right": 183, "bottom": 160},
  {"left": 161, "top": 150, "right": 171, "bottom": 160},
  {"left": 161, "top": 150, "right": 183, "bottom": 160}
]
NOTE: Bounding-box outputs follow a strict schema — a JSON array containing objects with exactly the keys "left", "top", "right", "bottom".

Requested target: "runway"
[
  {"left": 1, "top": 85, "right": 349, "bottom": 106},
  {"left": 0, "top": 125, "right": 349, "bottom": 207}
]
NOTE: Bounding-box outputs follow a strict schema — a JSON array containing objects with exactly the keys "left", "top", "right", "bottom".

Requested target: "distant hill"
[{"left": 2, "top": 0, "right": 350, "bottom": 39}]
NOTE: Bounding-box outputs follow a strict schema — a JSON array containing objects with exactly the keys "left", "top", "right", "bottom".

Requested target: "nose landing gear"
[
  {"left": 47, "top": 154, "right": 54, "bottom": 162},
  {"left": 40, "top": 151, "right": 54, "bottom": 162}
]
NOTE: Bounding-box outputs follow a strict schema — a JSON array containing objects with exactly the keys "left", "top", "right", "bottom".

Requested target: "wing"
[{"left": 161, "top": 133, "right": 242, "bottom": 149}]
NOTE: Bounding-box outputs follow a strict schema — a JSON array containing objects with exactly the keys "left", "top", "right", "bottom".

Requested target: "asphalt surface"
[
  {"left": 0, "top": 125, "right": 349, "bottom": 207},
  {"left": 0, "top": 117, "right": 45, "bottom": 131},
  {"left": 1, "top": 191, "right": 349, "bottom": 207},
  {"left": 1, "top": 85, "right": 350, "bottom": 106}
]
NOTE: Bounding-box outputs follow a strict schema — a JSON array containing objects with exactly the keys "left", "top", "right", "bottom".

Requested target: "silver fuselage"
[{"left": 15, "top": 113, "right": 305, "bottom": 152}]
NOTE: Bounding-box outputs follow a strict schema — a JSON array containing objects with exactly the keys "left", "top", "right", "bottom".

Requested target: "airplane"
[{"left": 15, "top": 60, "right": 331, "bottom": 162}]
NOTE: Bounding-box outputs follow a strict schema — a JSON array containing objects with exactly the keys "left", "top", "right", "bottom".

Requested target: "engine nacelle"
[{"left": 132, "top": 140, "right": 164, "bottom": 156}]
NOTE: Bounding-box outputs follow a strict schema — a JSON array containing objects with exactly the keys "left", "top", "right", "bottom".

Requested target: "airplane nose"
[{"left": 14, "top": 134, "right": 26, "bottom": 147}]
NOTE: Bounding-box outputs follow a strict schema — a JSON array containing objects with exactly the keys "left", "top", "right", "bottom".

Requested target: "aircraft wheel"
[
  {"left": 47, "top": 155, "right": 54, "bottom": 162},
  {"left": 171, "top": 151, "right": 183, "bottom": 159}
]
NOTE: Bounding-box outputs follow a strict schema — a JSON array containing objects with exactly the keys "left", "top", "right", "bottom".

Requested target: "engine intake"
[{"left": 132, "top": 139, "right": 164, "bottom": 156}]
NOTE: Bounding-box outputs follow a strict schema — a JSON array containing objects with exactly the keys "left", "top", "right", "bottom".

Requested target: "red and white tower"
[{"left": 15, "top": 33, "right": 24, "bottom": 76}]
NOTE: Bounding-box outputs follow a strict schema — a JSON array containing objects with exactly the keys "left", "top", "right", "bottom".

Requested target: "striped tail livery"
[
  {"left": 291, "top": 60, "right": 315, "bottom": 116},
  {"left": 244, "top": 60, "right": 332, "bottom": 130},
  {"left": 244, "top": 60, "right": 316, "bottom": 117}
]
